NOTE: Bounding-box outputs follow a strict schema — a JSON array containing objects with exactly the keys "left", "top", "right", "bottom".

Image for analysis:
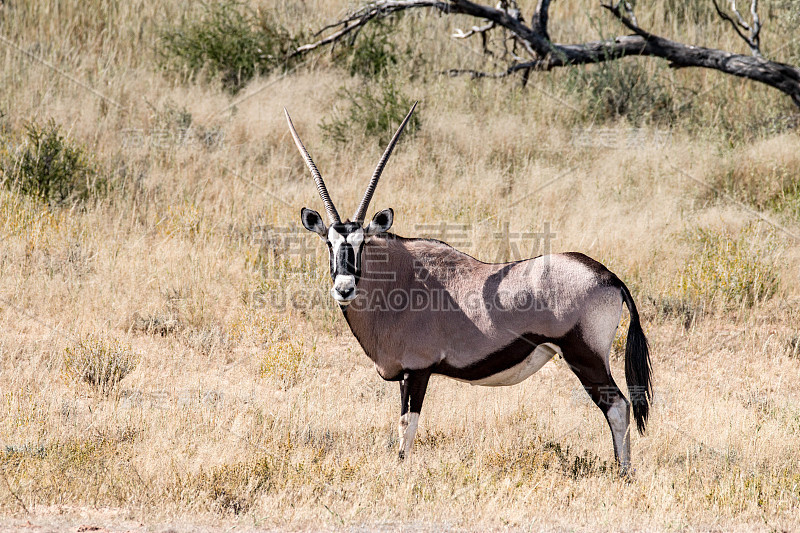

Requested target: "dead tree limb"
[
  {"left": 712, "top": 0, "right": 761, "bottom": 57},
  {"left": 531, "top": 0, "right": 551, "bottom": 42},
  {"left": 292, "top": 0, "right": 800, "bottom": 107}
]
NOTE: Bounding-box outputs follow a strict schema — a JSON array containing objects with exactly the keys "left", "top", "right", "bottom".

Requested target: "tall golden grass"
[{"left": 1, "top": 0, "right": 799, "bottom": 530}]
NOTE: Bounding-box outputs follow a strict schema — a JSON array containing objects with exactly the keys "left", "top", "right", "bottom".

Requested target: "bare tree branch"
[
  {"left": 443, "top": 59, "right": 548, "bottom": 79},
  {"left": 444, "top": 67, "right": 513, "bottom": 79},
  {"left": 294, "top": 0, "right": 800, "bottom": 107},
  {"left": 452, "top": 21, "right": 494, "bottom": 39},
  {"left": 293, "top": 1, "right": 441, "bottom": 56},
  {"left": 453, "top": 1, "right": 530, "bottom": 60},
  {"left": 712, "top": 0, "right": 762, "bottom": 56},
  {"left": 452, "top": 20, "right": 495, "bottom": 55},
  {"left": 531, "top": 0, "right": 551, "bottom": 41}
]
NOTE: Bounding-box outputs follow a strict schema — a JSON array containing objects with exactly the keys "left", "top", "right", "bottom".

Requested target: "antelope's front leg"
[{"left": 397, "top": 370, "right": 431, "bottom": 460}]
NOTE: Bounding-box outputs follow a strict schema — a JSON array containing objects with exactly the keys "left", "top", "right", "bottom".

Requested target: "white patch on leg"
[
  {"left": 606, "top": 396, "right": 631, "bottom": 472},
  {"left": 398, "top": 412, "right": 420, "bottom": 459}
]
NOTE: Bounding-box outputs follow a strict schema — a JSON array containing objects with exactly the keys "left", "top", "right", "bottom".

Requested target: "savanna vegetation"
[{"left": 1, "top": 0, "right": 799, "bottom": 530}]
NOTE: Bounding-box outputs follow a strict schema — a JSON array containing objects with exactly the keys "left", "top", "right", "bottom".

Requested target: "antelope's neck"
[
  {"left": 340, "top": 235, "right": 487, "bottom": 380},
  {"left": 339, "top": 235, "right": 408, "bottom": 378}
]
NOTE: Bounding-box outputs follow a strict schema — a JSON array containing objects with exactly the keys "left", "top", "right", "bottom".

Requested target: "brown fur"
[{"left": 343, "top": 235, "right": 624, "bottom": 381}]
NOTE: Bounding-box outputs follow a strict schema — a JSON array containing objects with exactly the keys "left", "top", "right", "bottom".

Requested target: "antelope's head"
[{"left": 285, "top": 103, "right": 416, "bottom": 305}]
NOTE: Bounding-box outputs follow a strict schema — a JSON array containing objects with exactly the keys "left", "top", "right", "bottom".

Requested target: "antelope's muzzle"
[{"left": 331, "top": 275, "right": 357, "bottom": 304}]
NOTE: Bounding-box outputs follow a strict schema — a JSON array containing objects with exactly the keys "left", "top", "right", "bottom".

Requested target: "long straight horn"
[
  {"left": 352, "top": 101, "right": 417, "bottom": 224},
  {"left": 284, "top": 108, "right": 341, "bottom": 225}
]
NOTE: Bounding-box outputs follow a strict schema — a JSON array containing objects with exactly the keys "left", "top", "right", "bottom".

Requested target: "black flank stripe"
[{"left": 434, "top": 332, "right": 562, "bottom": 381}]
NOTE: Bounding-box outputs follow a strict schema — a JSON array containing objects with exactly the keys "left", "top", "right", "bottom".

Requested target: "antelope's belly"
[{"left": 457, "top": 343, "right": 561, "bottom": 387}]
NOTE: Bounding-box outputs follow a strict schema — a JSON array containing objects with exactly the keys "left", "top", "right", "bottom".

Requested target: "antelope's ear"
[
  {"left": 365, "top": 208, "right": 393, "bottom": 238},
  {"left": 301, "top": 208, "right": 327, "bottom": 237}
]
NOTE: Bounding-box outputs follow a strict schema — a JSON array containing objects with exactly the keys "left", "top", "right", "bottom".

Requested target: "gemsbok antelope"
[{"left": 285, "top": 104, "right": 652, "bottom": 473}]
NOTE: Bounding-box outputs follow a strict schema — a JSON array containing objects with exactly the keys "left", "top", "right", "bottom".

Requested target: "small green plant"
[
  {"left": 131, "top": 311, "right": 180, "bottom": 336},
  {"left": 647, "top": 295, "right": 704, "bottom": 329},
  {"left": 346, "top": 25, "right": 398, "bottom": 78},
  {"left": 706, "top": 140, "right": 800, "bottom": 221},
  {"left": 775, "top": 0, "right": 800, "bottom": 64},
  {"left": 164, "top": 201, "right": 203, "bottom": 236},
  {"left": 566, "top": 59, "right": 683, "bottom": 125},
  {"left": 158, "top": 1, "right": 298, "bottom": 93},
  {"left": 63, "top": 335, "right": 139, "bottom": 397},
  {"left": 1, "top": 120, "right": 100, "bottom": 205},
  {"left": 195, "top": 457, "right": 273, "bottom": 514},
  {"left": 152, "top": 101, "right": 193, "bottom": 140},
  {"left": 227, "top": 310, "right": 311, "bottom": 388},
  {"left": 259, "top": 340, "right": 307, "bottom": 388},
  {"left": 486, "top": 438, "right": 610, "bottom": 479},
  {"left": 679, "top": 226, "right": 780, "bottom": 309},
  {"left": 320, "top": 79, "right": 420, "bottom": 145}
]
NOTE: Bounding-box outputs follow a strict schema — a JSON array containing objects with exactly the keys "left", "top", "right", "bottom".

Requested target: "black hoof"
[{"left": 398, "top": 450, "right": 405, "bottom": 460}]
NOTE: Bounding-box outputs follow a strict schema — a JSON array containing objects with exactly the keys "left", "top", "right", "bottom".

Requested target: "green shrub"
[
  {"left": 712, "top": 164, "right": 800, "bottom": 220},
  {"left": 679, "top": 226, "right": 780, "bottom": 309},
  {"left": 566, "top": 59, "right": 684, "bottom": 126},
  {"left": 1, "top": 120, "right": 100, "bottom": 205},
  {"left": 63, "top": 335, "right": 139, "bottom": 397},
  {"left": 346, "top": 25, "right": 399, "bottom": 78},
  {"left": 227, "top": 309, "right": 312, "bottom": 389},
  {"left": 705, "top": 137, "right": 800, "bottom": 221},
  {"left": 774, "top": 0, "right": 800, "bottom": 63},
  {"left": 158, "top": 1, "right": 298, "bottom": 93},
  {"left": 259, "top": 340, "right": 307, "bottom": 389},
  {"left": 320, "top": 79, "right": 420, "bottom": 146}
]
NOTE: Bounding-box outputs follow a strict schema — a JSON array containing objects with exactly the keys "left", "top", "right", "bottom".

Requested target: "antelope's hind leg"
[
  {"left": 397, "top": 370, "right": 431, "bottom": 460},
  {"left": 561, "top": 330, "right": 632, "bottom": 475}
]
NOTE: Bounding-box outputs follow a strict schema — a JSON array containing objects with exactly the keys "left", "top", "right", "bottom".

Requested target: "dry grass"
[
  {"left": 62, "top": 334, "right": 139, "bottom": 397},
  {"left": 1, "top": 0, "right": 800, "bottom": 531}
]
